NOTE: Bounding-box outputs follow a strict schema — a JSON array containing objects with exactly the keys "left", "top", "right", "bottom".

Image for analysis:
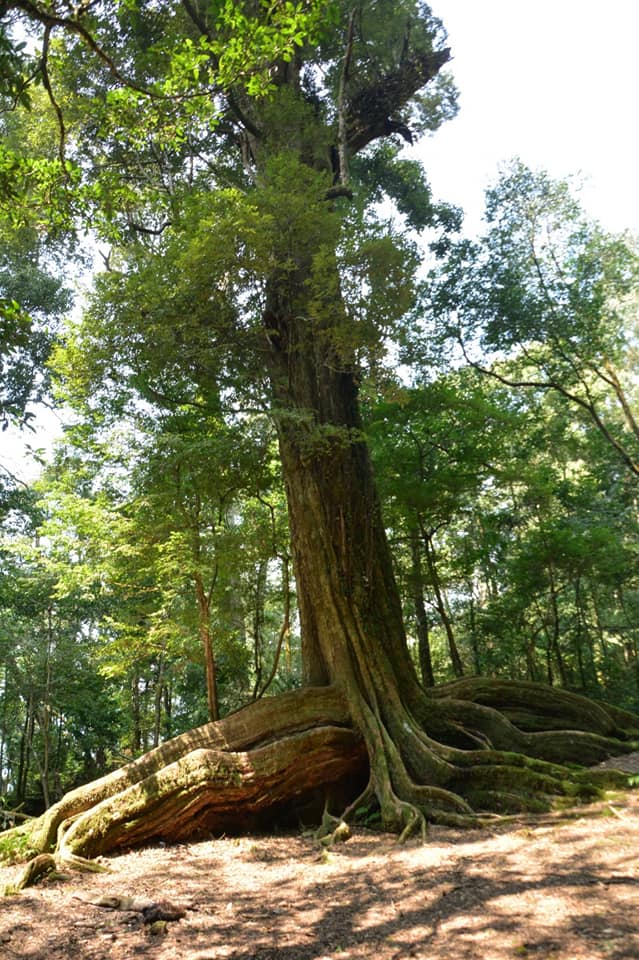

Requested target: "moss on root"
[{"left": 2, "top": 681, "right": 638, "bottom": 889}]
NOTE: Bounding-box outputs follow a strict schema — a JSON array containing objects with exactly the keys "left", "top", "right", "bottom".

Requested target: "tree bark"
[
  {"left": 194, "top": 574, "right": 220, "bottom": 722},
  {"left": 2, "top": 688, "right": 365, "bottom": 865},
  {"left": 421, "top": 527, "right": 464, "bottom": 678},
  {"left": 410, "top": 529, "right": 435, "bottom": 687}
]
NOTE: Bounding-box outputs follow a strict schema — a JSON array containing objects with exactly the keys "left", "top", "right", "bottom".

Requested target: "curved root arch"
[
  {"left": 338, "top": 688, "right": 635, "bottom": 842},
  {"left": 304, "top": 564, "right": 639, "bottom": 839},
  {"left": 1, "top": 687, "right": 365, "bottom": 870},
  {"left": 319, "top": 615, "right": 639, "bottom": 840},
  {"left": 2, "top": 679, "right": 637, "bottom": 887}
]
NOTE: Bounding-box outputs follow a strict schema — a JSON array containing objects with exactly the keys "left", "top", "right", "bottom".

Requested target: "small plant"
[
  {"left": 354, "top": 804, "right": 382, "bottom": 829},
  {"left": 0, "top": 830, "right": 35, "bottom": 867}
]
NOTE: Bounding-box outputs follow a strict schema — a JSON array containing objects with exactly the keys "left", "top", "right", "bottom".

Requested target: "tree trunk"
[
  {"left": 547, "top": 564, "right": 569, "bottom": 686},
  {"left": 20, "top": 231, "right": 631, "bottom": 856},
  {"left": 256, "top": 556, "right": 291, "bottom": 699},
  {"left": 152, "top": 651, "right": 166, "bottom": 748},
  {"left": 421, "top": 528, "right": 464, "bottom": 678},
  {"left": 9, "top": 163, "right": 639, "bottom": 881},
  {"left": 0, "top": 665, "right": 7, "bottom": 800},
  {"left": 16, "top": 695, "right": 34, "bottom": 807},
  {"left": 194, "top": 574, "right": 219, "bottom": 722},
  {"left": 130, "top": 670, "right": 142, "bottom": 754},
  {"left": 466, "top": 593, "right": 481, "bottom": 677},
  {"left": 410, "top": 529, "right": 435, "bottom": 687},
  {"left": 251, "top": 559, "right": 269, "bottom": 699}
]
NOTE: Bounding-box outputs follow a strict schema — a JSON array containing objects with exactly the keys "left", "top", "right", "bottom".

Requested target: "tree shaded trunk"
[
  {"left": 421, "top": 528, "right": 464, "bottom": 678},
  {"left": 194, "top": 574, "right": 220, "bottom": 722},
  {"left": 410, "top": 529, "right": 435, "bottom": 687},
  {"left": 547, "top": 564, "right": 568, "bottom": 687},
  {"left": 251, "top": 559, "right": 269, "bottom": 699},
  {"left": 152, "top": 651, "right": 166, "bottom": 748},
  {"left": 130, "top": 670, "right": 142, "bottom": 755},
  {"left": 16, "top": 695, "right": 34, "bottom": 807}
]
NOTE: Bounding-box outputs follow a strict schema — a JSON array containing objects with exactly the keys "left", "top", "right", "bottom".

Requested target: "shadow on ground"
[{"left": 2, "top": 793, "right": 639, "bottom": 960}]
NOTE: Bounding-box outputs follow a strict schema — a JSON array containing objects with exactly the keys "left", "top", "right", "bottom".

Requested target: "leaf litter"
[{"left": 1, "top": 776, "right": 639, "bottom": 960}]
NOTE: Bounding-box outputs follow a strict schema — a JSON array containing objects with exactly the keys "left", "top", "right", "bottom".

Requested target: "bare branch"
[
  {"left": 324, "top": 184, "right": 353, "bottom": 201},
  {"left": 41, "top": 25, "right": 67, "bottom": 170},
  {"left": 336, "top": 9, "right": 356, "bottom": 187}
]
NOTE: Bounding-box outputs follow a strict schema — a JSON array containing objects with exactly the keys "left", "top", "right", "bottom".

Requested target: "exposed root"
[
  {"left": 349, "top": 685, "right": 637, "bottom": 835},
  {"left": 2, "top": 680, "right": 637, "bottom": 873},
  {"left": 3, "top": 854, "right": 57, "bottom": 894},
  {"left": 314, "top": 811, "right": 351, "bottom": 847},
  {"left": 396, "top": 803, "right": 427, "bottom": 843},
  {"left": 3, "top": 816, "right": 110, "bottom": 894},
  {"left": 55, "top": 816, "right": 109, "bottom": 874}
]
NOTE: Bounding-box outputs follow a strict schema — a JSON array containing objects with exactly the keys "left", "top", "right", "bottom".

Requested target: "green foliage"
[
  {"left": 367, "top": 359, "right": 639, "bottom": 704},
  {"left": 0, "top": 24, "right": 36, "bottom": 112},
  {"left": 480, "top": 162, "right": 637, "bottom": 355},
  {"left": 432, "top": 162, "right": 639, "bottom": 419},
  {"left": 351, "top": 144, "right": 461, "bottom": 233},
  {"left": 434, "top": 161, "right": 637, "bottom": 354},
  {"left": 0, "top": 224, "right": 72, "bottom": 435},
  {"left": 0, "top": 506, "right": 124, "bottom": 810}
]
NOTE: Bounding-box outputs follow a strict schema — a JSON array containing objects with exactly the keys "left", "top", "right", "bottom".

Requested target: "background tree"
[
  {"left": 433, "top": 161, "right": 639, "bottom": 479},
  {"left": 0, "top": 488, "right": 122, "bottom": 816}
]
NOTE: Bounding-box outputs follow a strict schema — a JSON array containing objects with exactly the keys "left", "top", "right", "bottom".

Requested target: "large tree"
[{"left": 2, "top": 1, "right": 639, "bottom": 876}]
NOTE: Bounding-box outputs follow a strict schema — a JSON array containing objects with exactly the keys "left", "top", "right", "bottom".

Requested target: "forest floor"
[{"left": 2, "top": 757, "right": 639, "bottom": 960}]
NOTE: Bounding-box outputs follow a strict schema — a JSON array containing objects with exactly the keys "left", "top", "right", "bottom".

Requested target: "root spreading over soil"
[{"left": 2, "top": 785, "right": 639, "bottom": 960}]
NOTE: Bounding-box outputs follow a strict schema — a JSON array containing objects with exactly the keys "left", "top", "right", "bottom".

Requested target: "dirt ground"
[{"left": 2, "top": 765, "right": 639, "bottom": 960}]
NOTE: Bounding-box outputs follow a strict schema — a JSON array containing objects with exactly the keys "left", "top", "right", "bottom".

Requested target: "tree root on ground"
[{"left": 2, "top": 681, "right": 637, "bottom": 891}]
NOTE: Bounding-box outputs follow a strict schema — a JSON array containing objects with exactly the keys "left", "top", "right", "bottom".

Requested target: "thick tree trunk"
[{"left": 10, "top": 207, "right": 638, "bottom": 876}]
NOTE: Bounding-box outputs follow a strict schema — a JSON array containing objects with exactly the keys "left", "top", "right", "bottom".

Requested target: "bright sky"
[
  {"left": 421, "top": 0, "right": 639, "bottom": 235},
  {"left": 3, "top": 0, "right": 638, "bottom": 481}
]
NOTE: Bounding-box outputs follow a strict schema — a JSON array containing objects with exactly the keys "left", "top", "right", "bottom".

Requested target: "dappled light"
[
  {"left": 3, "top": 791, "right": 639, "bottom": 959},
  {"left": 2, "top": 3, "right": 639, "bottom": 955}
]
